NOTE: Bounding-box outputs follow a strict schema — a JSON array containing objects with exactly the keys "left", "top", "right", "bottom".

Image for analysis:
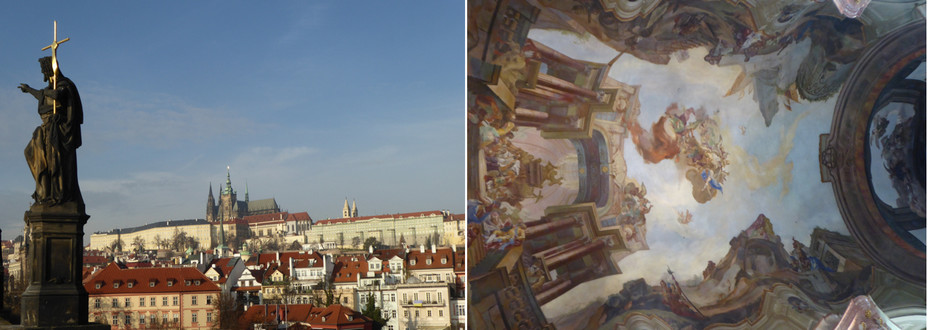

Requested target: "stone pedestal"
[{"left": 20, "top": 202, "right": 88, "bottom": 327}]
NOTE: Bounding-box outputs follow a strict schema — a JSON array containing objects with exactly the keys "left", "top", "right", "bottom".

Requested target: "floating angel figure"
[
  {"left": 676, "top": 209, "right": 693, "bottom": 225},
  {"left": 701, "top": 169, "right": 724, "bottom": 193}
]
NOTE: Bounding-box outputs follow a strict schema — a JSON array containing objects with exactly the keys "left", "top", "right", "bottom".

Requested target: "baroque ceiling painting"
[{"left": 467, "top": 0, "right": 926, "bottom": 328}]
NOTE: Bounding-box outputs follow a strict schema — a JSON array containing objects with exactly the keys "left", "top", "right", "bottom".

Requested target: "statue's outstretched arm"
[{"left": 18, "top": 83, "right": 43, "bottom": 100}]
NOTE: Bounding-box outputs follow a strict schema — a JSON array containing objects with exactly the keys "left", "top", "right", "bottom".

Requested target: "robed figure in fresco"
[{"left": 18, "top": 56, "right": 83, "bottom": 206}]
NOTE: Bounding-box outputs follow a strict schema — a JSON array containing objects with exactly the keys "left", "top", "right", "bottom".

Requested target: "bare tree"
[
  {"left": 212, "top": 291, "right": 241, "bottom": 330},
  {"left": 132, "top": 236, "right": 145, "bottom": 253}
]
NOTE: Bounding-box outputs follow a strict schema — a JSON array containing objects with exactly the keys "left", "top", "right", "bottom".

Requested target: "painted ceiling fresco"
[{"left": 467, "top": 0, "right": 925, "bottom": 329}]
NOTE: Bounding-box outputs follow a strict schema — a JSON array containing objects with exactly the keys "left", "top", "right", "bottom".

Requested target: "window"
[
  {"left": 112, "top": 314, "right": 118, "bottom": 325},
  {"left": 112, "top": 298, "right": 119, "bottom": 308},
  {"left": 167, "top": 280, "right": 174, "bottom": 287},
  {"left": 150, "top": 314, "right": 155, "bottom": 324},
  {"left": 128, "top": 281, "right": 134, "bottom": 288},
  {"left": 172, "top": 296, "right": 178, "bottom": 306},
  {"left": 392, "top": 310, "right": 396, "bottom": 318},
  {"left": 162, "top": 314, "right": 167, "bottom": 324},
  {"left": 139, "top": 297, "right": 145, "bottom": 307},
  {"left": 426, "top": 293, "right": 431, "bottom": 302},
  {"left": 415, "top": 311, "right": 419, "bottom": 318},
  {"left": 207, "top": 312, "right": 212, "bottom": 323},
  {"left": 428, "top": 310, "right": 432, "bottom": 317},
  {"left": 95, "top": 283, "right": 101, "bottom": 289},
  {"left": 195, "top": 280, "right": 201, "bottom": 285},
  {"left": 457, "top": 304, "right": 465, "bottom": 316},
  {"left": 125, "top": 297, "right": 131, "bottom": 307},
  {"left": 426, "top": 258, "right": 432, "bottom": 265},
  {"left": 192, "top": 312, "right": 198, "bottom": 324},
  {"left": 206, "top": 295, "right": 213, "bottom": 305},
  {"left": 185, "top": 280, "right": 191, "bottom": 286},
  {"left": 438, "top": 292, "right": 442, "bottom": 303},
  {"left": 403, "top": 293, "right": 407, "bottom": 302},
  {"left": 410, "top": 260, "right": 416, "bottom": 265},
  {"left": 439, "top": 310, "right": 443, "bottom": 317},
  {"left": 192, "top": 295, "right": 197, "bottom": 305},
  {"left": 391, "top": 294, "right": 395, "bottom": 302},
  {"left": 139, "top": 314, "right": 145, "bottom": 324},
  {"left": 173, "top": 313, "right": 178, "bottom": 323},
  {"left": 441, "top": 257, "right": 447, "bottom": 264},
  {"left": 162, "top": 297, "right": 168, "bottom": 306},
  {"left": 404, "top": 311, "right": 408, "bottom": 318},
  {"left": 343, "top": 297, "right": 348, "bottom": 304},
  {"left": 151, "top": 297, "right": 156, "bottom": 306},
  {"left": 113, "top": 282, "right": 119, "bottom": 288},
  {"left": 125, "top": 314, "right": 131, "bottom": 325},
  {"left": 94, "top": 299, "right": 100, "bottom": 308},
  {"left": 150, "top": 281, "right": 156, "bottom": 287}
]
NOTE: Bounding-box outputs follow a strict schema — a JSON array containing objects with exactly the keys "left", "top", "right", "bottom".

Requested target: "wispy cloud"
[{"left": 79, "top": 83, "right": 267, "bottom": 150}]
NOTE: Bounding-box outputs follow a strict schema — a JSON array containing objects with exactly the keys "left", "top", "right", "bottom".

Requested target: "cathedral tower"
[
  {"left": 342, "top": 198, "right": 351, "bottom": 218},
  {"left": 220, "top": 166, "right": 237, "bottom": 222},
  {"left": 351, "top": 199, "right": 358, "bottom": 217},
  {"left": 207, "top": 183, "right": 216, "bottom": 222}
]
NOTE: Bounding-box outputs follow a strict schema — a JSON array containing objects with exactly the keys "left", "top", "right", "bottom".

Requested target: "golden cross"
[{"left": 41, "top": 21, "right": 69, "bottom": 114}]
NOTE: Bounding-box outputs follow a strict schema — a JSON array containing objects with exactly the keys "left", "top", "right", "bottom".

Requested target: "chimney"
[
  {"left": 288, "top": 257, "right": 294, "bottom": 279},
  {"left": 419, "top": 245, "right": 425, "bottom": 253},
  {"left": 368, "top": 245, "right": 373, "bottom": 254},
  {"left": 452, "top": 245, "right": 457, "bottom": 252},
  {"left": 431, "top": 244, "right": 436, "bottom": 253},
  {"left": 276, "top": 251, "right": 280, "bottom": 262}
]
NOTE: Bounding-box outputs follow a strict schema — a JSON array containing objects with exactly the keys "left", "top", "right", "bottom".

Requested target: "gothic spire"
[
  {"left": 223, "top": 166, "right": 233, "bottom": 195},
  {"left": 342, "top": 198, "right": 350, "bottom": 218}
]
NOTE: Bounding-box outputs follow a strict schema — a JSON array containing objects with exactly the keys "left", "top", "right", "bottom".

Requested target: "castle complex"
[
  {"left": 206, "top": 167, "right": 280, "bottom": 223},
  {"left": 89, "top": 169, "right": 464, "bottom": 252}
]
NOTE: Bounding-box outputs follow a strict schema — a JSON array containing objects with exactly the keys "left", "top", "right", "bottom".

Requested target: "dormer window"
[
  {"left": 185, "top": 280, "right": 192, "bottom": 286},
  {"left": 426, "top": 257, "right": 432, "bottom": 265},
  {"left": 410, "top": 260, "right": 416, "bottom": 266},
  {"left": 127, "top": 282, "right": 134, "bottom": 288},
  {"left": 441, "top": 257, "right": 447, "bottom": 264},
  {"left": 113, "top": 282, "right": 120, "bottom": 288},
  {"left": 195, "top": 280, "right": 201, "bottom": 285},
  {"left": 95, "top": 282, "right": 102, "bottom": 289},
  {"left": 167, "top": 280, "right": 174, "bottom": 287}
]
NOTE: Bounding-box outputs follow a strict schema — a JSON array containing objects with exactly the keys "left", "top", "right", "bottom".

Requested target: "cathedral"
[{"left": 207, "top": 168, "right": 280, "bottom": 223}]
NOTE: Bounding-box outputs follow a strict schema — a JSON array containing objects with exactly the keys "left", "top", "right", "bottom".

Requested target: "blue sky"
[{"left": 0, "top": 2, "right": 464, "bottom": 240}]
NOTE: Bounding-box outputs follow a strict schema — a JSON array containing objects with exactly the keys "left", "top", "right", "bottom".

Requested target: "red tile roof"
[
  {"left": 314, "top": 210, "right": 445, "bottom": 225},
  {"left": 406, "top": 247, "right": 455, "bottom": 270},
  {"left": 243, "top": 212, "right": 290, "bottom": 224},
  {"left": 83, "top": 255, "right": 109, "bottom": 265},
  {"left": 205, "top": 257, "right": 238, "bottom": 281},
  {"left": 306, "top": 304, "right": 371, "bottom": 326},
  {"left": 245, "top": 251, "right": 326, "bottom": 269},
  {"left": 287, "top": 212, "right": 312, "bottom": 221},
  {"left": 239, "top": 303, "right": 370, "bottom": 329},
  {"left": 85, "top": 262, "right": 221, "bottom": 295},
  {"left": 332, "top": 256, "right": 367, "bottom": 283}
]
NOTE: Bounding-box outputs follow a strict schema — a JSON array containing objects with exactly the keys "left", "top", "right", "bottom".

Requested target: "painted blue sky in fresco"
[
  {"left": 0, "top": 2, "right": 463, "bottom": 239},
  {"left": 525, "top": 29, "right": 856, "bottom": 319}
]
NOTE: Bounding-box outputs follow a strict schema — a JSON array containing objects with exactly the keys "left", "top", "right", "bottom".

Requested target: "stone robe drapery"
[{"left": 24, "top": 75, "right": 83, "bottom": 205}]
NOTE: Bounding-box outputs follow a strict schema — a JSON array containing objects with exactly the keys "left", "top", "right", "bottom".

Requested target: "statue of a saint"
[{"left": 18, "top": 56, "right": 83, "bottom": 206}]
